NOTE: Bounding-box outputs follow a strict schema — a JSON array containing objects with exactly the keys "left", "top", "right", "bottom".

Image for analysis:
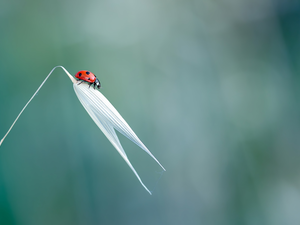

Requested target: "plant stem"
[{"left": 0, "top": 66, "right": 76, "bottom": 146}]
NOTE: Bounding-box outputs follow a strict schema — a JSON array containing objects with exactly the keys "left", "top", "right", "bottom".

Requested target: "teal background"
[{"left": 1, "top": 0, "right": 300, "bottom": 224}]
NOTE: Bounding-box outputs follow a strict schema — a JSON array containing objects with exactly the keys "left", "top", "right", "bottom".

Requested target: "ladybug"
[{"left": 75, "top": 70, "right": 101, "bottom": 89}]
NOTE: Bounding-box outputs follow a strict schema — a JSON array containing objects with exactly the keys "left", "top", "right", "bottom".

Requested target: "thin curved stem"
[{"left": 0, "top": 66, "right": 76, "bottom": 146}]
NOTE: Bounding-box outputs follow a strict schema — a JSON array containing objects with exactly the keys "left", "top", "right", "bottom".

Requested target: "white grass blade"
[
  {"left": 0, "top": 65, "right": 164, "bottom": 194},
  {"left": 73, "top": 82, "right": 165, "bottom": 194}
]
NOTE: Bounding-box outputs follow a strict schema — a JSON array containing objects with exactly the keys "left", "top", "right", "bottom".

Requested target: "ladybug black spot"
[
  {"left": 78, "top": 73, "right": 82, "bottom": 77},
  {"left": 88, "top": 78, "right": 90, "bottom": 80},
  {"left": 86, "top": 71, "right": 90, "bottom": 75}
]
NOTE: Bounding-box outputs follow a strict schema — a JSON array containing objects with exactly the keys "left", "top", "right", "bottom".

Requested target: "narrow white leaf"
[
  {"left": 73, "top": 81, "right": 165, "bottom": 194},
  {"left": 0, "top": 65, "right": 164, "bottom": 194}
]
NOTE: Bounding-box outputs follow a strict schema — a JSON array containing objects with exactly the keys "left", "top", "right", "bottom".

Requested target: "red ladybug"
[{"left": 75, "top": 70, "right": 101, "bottom": 89}]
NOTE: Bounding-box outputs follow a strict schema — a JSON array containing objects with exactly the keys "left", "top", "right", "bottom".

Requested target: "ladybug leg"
[
  {"left": 88, "top": 83, "right": 92, "bottom": 88},
  {"left": 93, "top": 83, "right": 96, "bottom": 89},
  {"left": 77, "top": 81, "right": 84, "bottom": 85}
]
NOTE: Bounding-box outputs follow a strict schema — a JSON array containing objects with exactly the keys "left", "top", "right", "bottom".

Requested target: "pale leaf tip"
[{"left": 56, "top": 65, "right": 77, "bottom": 84}]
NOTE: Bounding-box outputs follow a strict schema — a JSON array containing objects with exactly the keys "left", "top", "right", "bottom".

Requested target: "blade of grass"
[{"left": 74, "top": 82, "right": 165, "bottom": 194}]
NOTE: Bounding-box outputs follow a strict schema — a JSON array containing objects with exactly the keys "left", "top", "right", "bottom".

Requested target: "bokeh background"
[{"left": 0, "top": 0, "right": 300, "bottom": 224}]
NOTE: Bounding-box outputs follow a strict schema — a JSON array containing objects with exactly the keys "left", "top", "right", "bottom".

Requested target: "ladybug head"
[{"left": 95, "top": 78, "right": 101, "bottom": 89}]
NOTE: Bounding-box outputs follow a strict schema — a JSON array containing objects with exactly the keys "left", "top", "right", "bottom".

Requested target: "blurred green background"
[{"left": 1, "top": 0, "right": 300, "bottom": 224}]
